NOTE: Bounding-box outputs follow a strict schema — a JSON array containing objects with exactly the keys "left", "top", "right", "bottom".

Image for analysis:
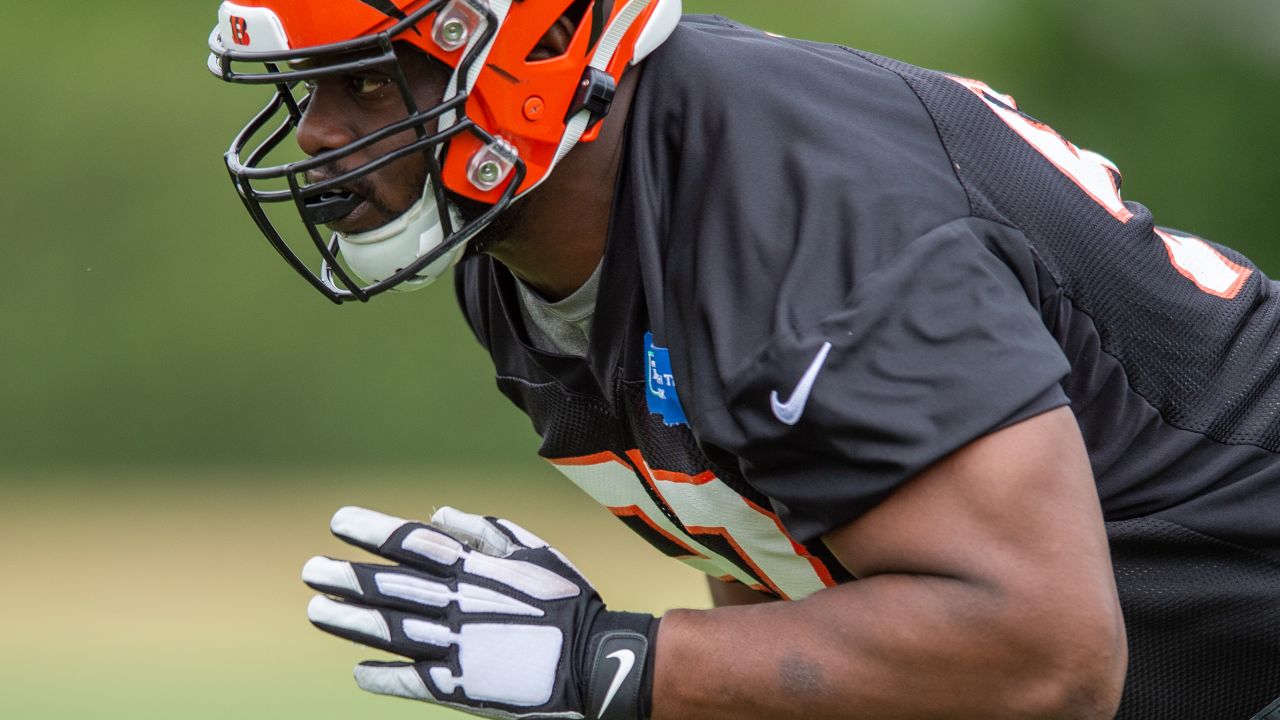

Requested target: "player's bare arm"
[
  {"left": 655, "top": 406, "right": 1127, "bottom": 720},
  {"left": 707, "top": 577, "right": 777, "bottom": 607}
]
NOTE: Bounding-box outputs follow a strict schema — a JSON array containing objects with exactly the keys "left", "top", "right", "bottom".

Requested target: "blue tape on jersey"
[{"left": 645, "top": 332, "right": 688, "bottom": 427}]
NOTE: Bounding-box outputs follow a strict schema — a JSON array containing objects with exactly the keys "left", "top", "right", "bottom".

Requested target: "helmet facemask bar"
[{"left": 211, "top": 1, "right": 525, "bottom": 303}]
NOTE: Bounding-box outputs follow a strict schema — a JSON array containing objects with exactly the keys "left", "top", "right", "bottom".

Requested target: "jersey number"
[
  {"left": 952, "top": 76, "right": 1250, "bottom": 300},
  {"left": 550, "top": 452, "right": 835, "bottom": 600}
]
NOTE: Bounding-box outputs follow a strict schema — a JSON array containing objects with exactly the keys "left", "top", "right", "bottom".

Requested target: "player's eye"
[{"left": 349, "top": 74, "right": 392, "bottom": 97}]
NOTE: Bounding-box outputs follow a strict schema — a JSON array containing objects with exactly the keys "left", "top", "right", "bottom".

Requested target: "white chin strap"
[{"left": 335, "top": 179, "right": 466, "bottom": 292}]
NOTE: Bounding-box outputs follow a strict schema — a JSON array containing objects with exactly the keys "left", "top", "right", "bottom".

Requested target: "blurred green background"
[{"left": 1, "top": 1, "right": 1276, "bottom": 718}]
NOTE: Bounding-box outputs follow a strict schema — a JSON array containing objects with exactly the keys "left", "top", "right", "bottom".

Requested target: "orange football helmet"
[{"left": 209, "top": 0, "right": 681, "bottom": 302}]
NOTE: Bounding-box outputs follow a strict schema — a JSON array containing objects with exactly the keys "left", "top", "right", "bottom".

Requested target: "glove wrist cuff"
[{"left": 584, "top": 612, "right": 659, "bottom": 720}]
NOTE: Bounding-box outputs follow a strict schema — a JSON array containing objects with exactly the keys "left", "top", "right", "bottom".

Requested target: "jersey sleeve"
[{"left": 705, "top": 216, "right": 1071, "bottom": 545}]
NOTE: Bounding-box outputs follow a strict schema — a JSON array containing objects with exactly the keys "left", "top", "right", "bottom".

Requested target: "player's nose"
[{"left": 296, "top": 84, "right": 359, "bottom": 158}]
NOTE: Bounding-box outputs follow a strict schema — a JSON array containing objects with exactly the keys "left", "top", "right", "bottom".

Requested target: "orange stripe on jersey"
[
  {"left": 1155, "top": 229, "right": 1253, "bottom": 300},
  {"left": 624, "top": 448, "right": 829, "bottom": 599},
  {"left": 546, "top": 451, "right": 628, "bottom": 468},
  {"left": 624, "top": 450, "right": 783, "bottom": 594},
  {"left": 650, "top": 467, "right": 718, "bottom": 485},
  {"left": 741, "top": 496, "right": 839, "bottom": 588},
  {"left": 624, "top": 449, "right": 663, "bottom": 494},
  {"left": 610, "top": 505, "right": 705, "bottom": 559},
  {"left": 682, "top": 523, "right": 790, "bottom": 600}
]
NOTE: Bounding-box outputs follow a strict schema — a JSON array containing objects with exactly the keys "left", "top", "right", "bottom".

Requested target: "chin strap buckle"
[
  {"left": 467, "top": 138, "right": 519, "bottom": 192},
  {"left": 433, "top": 0, "right": 487, "bottom": 52},
  {"left": 566, "top": 67, "right": 617, "bottom": 131}
]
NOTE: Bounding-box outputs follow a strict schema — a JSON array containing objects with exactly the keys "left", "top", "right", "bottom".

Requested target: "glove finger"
[
  {"left": 493, "top": 517, "right": 553, "bottom": 551},
  {"left": 307, "top": 595, "right": 452, "bottom": 662},
  {"left": 329, "top": 506, "right": 414, "bottom": 553},
  {"left": 303, "top": 556, "right": 544, "bottom": 618},
  {"left": 358, "top": 634, "right": 567, "bottom": 719},
  {"left": 329, "top": 508, "right": 582, "bottom": 600},
  {"left": 330, "top": 506, "right": 470, "bottom": 573},
  {"left": 430, "top": 509, "right": 594, "bottom": 592},
  {"left": 430, "top": 507, "right": 523, "bottom": 556},
  {"left": 431, "top": 506, "right": 558, "bottom": 554},
  {"left": 353, "top": 661, "right": 433, "bottom": 702},
  {"left": 353, "top": 662, "right": 520, "bottom": 720}
]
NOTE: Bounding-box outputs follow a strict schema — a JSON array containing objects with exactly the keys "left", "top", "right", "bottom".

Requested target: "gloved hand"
[{"left": 302, "top": 506, "right": 659, "bottom": 720}]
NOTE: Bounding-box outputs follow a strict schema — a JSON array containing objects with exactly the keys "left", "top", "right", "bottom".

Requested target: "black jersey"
[{"left": 456, "top": 16, "right": 1280, "bottom": 717}]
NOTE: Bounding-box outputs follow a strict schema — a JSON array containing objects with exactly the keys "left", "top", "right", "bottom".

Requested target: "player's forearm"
[{"left": 654, "top": 573, "right": 1125, "bottom": 720}]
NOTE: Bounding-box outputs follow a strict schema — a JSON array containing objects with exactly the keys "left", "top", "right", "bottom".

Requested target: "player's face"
[{"left": 294, "top": 46, "right": 452, "bottom": 235}]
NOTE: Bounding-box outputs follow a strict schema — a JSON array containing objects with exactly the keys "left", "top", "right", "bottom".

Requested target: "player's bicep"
[{"left": 822, "top": 406, "right": 1119, "bottom": 618}]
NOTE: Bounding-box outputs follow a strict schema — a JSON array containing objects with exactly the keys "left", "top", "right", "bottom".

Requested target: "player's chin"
[{"left": 449, "top": 193, "right": 522, "bottom": 254}]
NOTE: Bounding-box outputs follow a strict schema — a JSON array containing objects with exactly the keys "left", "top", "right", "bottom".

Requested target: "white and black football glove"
[{"left": 302, "top": 506, "right": 658, "bottom": 720}]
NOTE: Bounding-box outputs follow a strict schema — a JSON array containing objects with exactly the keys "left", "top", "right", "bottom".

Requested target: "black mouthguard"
[{"left": 304, "top": 191, "right": 365, "bottom": 225}]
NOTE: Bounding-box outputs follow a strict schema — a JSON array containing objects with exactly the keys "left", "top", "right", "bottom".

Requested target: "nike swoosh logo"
[
  {"left": 597, "top": 648, "right": 636, "bottom": 719},
  {"left": 770, "top": 342, "right": 833, "bottom": 426}
]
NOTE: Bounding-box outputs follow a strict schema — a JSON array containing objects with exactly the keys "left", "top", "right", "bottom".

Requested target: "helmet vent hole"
[{"left": 526, "top": 0, "right": 592, "bottom": 62}]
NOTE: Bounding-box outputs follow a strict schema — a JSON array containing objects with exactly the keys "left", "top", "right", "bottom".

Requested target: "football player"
[{"left": 209, "top": 1, "right": 1280, "bottom": 718}]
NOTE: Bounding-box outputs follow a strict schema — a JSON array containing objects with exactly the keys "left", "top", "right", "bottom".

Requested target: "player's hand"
[{"left": 302, "top": 506, "right": 658, "bottom": 720}]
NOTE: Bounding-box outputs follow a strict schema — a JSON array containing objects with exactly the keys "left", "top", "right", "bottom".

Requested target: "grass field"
[{"left": 0, "top": 469, "right": 709, "bottom": 720}]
